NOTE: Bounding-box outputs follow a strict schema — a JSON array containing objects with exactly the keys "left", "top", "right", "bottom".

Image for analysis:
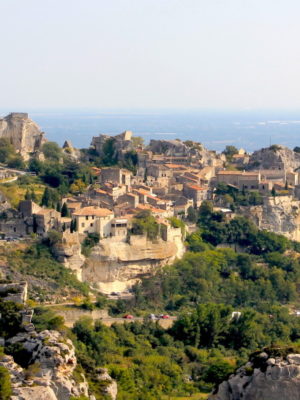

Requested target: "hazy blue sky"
[{"left": 1, "top": 0, "right": 300, "bottom": 110}]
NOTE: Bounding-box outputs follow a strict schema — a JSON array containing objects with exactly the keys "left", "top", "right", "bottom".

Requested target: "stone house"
[
  {"left": 99, "top": 167, "right": 132, "bottom": 188},
  {"left": 183, "top": 184, "right": 209, "bottom": 207},
  {"left": 111, "top": 217, "right": 130, "bottom": 237},
  {"left": 35, "top": 208, "right": 61, "bottom": 235},
  {"left": 216, "top": 171, "right": 261, "bottom": 190},
  {"left": 73, "top": 206, "right": 114, "bottom": 238},
  {"left": 117, "top": 193, "right": 139, "bottom": 208}
]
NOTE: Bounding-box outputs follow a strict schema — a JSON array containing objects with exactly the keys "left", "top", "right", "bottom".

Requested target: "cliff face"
[
  {"left": 54, "top": 232, "right": 185, "bottom": 293},
  {"left": 243, "top": 196, "right": 300, "bottom": 241},
  {"left": 248, "top": 145, "right": 300, "bottom": 171},
  {"left": 82, "top": 235, "right": 185, "bottom": 293},
  {"left": 210, "top": 351, "right": 300, "bottom": 400},
  {"left": 0, "top": 113, "right": 46, "bottom": 160}
]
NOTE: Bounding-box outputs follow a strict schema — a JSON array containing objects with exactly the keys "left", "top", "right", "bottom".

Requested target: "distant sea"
[{"left": 1, "top": 109, "right": 300, "bottom": 152}]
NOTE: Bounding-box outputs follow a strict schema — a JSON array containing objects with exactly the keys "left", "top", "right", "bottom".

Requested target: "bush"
[{"left": 0, "top": 366, "right": 12, "bottom": 400}]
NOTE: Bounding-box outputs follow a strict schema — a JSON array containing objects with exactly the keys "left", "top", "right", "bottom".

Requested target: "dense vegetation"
[{"left": 5, "top": 242, "right": 89, "bottom": 302}]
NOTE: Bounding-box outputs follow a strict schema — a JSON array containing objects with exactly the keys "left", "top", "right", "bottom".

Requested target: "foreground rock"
[
  {"left": 210, "top": 350, "right": 300, "bottom": 400},
  {"left": 3, "top": 328, "right": 117, "bottom": 400},
  {"left": 0, "top": 112, "right": 46, "bottom": 160}
]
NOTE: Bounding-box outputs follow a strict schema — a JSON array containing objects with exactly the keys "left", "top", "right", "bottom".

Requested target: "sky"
[{"left": 1, "top": 0, "right": 300, "bottom": 110}]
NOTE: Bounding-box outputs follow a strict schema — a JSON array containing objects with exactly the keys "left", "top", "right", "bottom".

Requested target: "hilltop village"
[
  {"left": 3, "top": 113, "right": 300, "bottom": 400},
  {"left": 1, "top": 112, "right": 300, "bottom": 292}
]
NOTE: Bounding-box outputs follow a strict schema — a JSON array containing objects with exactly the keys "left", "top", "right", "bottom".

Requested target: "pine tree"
[
  {"left": 41, "top": 187, "right": 50, "bottom": 207},
  {"left": 56, "top": 202, "right": 61, "bottom": 212},
  {"left": 271, "top": 187, "right": 276, "bottom": 197},
  {"left": 30, "top": 189, "right": 37, "bottom": 202},
  {"left": 25, "top": 189, "right": 31, "bottom": 201},
  {"left": 61, "top": 202, "right": 69, "bottom": 217}
]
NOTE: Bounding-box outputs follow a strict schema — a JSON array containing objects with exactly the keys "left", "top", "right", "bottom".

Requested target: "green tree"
[
  {"left": 61, "top": 202, "right": 70, "bottom": 217},
  {"left": 41, "top": 187, "right": 50, "bottom": 207},
  {"left": 0, "top": 366, "right": 12, "bottom": 400},
  {"left": 0, "top": 138, "right": 16, "bottom": 164},
  {"left": 187, "top": 206, "right": 197, "bottom": 223},
  {"left": 42, "top": 142, "right": 62, "bottom": 161},
  {"left": 25, "top": 189, "right": 31, "bottom": 200}
]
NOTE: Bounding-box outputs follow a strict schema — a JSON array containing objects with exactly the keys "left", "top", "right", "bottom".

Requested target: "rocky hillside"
[
  {"left": 240, "top": 196, "right": 300, "bottom": 241},
  {"left": 0, "top": 297, "right": 117, "bottom": 400},
  {"left": 210, "top": 350, "right": 300, "bottom": 400},
  {"left": 0, "top": 113, "right": 46, "bottom": 160},
  {"left": 248, "top": 145, "right": 300, "bottom": 171}
]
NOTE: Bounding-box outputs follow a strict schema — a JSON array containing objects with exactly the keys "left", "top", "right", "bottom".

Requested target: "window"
[
  {"left": 81, "top": 223, "right": 85, "bottom": 228},
  {"left": 92, "top": 216, "right": 95, "bottom": 220},
  {"left": 85, "top": 216, "right": 88, "bottom": 220},
  {"left": 90, "top": 223, "right": 94, "bottom": 227}
]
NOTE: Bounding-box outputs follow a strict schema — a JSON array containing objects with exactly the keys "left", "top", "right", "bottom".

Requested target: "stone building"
[
  {"left": 73, "top": 206, "right": 114, "bottom": 237},
  {"left": 216, "top": 171, "right": 261, "bottom": 190},
  {"left": 99, "top": 167, "right": 132, "bottom": 188}
]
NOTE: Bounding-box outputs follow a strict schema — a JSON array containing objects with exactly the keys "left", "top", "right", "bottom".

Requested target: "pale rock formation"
[
  {"left": 147, "top": 139, "right": 223, "bottom": 167},
  {"left": 4, "top": 328, "right": 117, "bottom": 400},
  {"left": 210, "top": 351, "right": 300, "bottom": 400},
  {"left": 53, "top": 232, "right": 85, "bottom": 279},
  {"left": 243, "top": 196, "right": 300, "bottom": 241},
  {"left": 248, "top": 145, "right": 300, "bottom": 171},
  {"left": 0, "top": 113, "right": 46, "bottom": 160},
  {"left": 82, "top": 234, "right": 185, "bottom": 293},
  {"left": 6, "top": 329, "right": 89, "bottom": 400},
  {"left": 91, "top": 130, "right": 134, "bottom": 161}
]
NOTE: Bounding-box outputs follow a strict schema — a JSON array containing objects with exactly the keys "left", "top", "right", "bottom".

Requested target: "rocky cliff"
[
  {"left": 242, "top": 196, "right": 300, "bottom": 241},
  {"left": 210, "top": 350, "right": 300, "bottom": 400},
  {"left": 54, "top": 232, "right": 185, "bottom": 293},
  {"left": 0, "top": 113, "right": 46, "bottom": 160},
  {"left": 82, "top": 234, "right": 185, "bottom": 293},
  {"left": 248, "top": 145, "right": 300, "bottom": 171},
  {"left": 3, "top": 327, "right": 117, "bottom": 400}
]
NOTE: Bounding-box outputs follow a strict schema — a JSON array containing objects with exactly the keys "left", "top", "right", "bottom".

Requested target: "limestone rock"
[
  {"left": 5, "top": 329, "right": 89, "bottom": 400},
  {"left": 210, "top": 351, "right": 300, "bottom": 400},
  {"left": 0, "top": 113, "right": 46, "bottom": 160},
  {"left": 147, "top": 139, "right": 223, "bottom": 167},
  {"left": 242, "top": 196, "right": 300, "bottom": 241},
  {"left": 96, "top": 368, "right": 118, "bottom": 400},
  {"left": 248, "top": 145, "right": 300, "bottom": 171},
  {"left": 82, "top": 234, "right": 184, "bottom": 293},
  {"left": 53, "top": 232, "right": 85, "bottom": 279}
]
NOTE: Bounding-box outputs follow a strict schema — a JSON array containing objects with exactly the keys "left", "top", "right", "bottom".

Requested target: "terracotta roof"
[
  {"left": 164, "top": 163, "right": 185, "bottom": 169},
  {"left": 217, "top": 171, "right": 259, "bottom": 176},
  {"left": 73, "top": 206, "right": 113, "bottom": 217},
  {"left": 187, "top": 184, "right": 207, "bottom": 191}
]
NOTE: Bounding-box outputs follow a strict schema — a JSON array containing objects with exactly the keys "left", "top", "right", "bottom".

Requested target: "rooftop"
[{"left": 73, "top": 206, "right": 113, "bottom": 217}]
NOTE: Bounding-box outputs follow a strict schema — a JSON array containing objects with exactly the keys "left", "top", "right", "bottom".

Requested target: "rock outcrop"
[
  {"left": 242, "top": 196, "right": 300, "bottom": 241},
  {"left": 210, "top": 350, "right": 300, "bottom": 400},
  {"left": 3, "top": 328, "right": 117, "bottom": 400},
  {"left": 0, "top": 113, "right": 46, "bottom": 160},
  {"left": 4, "top": 329, "right": 89, "bottom": 400},
  {"left": 53, "top": 232, "right": 85, "bottom": 279},
  {"left": 82, "top": 234, "right": 185, "bottom": 293},
  {"left": 91, "top": 130, "right": 134, "bottom": 160},
  {"left": 147, "top": 139, "right": 224, "bottom": 167},
  {"left": 248, "top": 145, "right": 300, "bottom": 171}
]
